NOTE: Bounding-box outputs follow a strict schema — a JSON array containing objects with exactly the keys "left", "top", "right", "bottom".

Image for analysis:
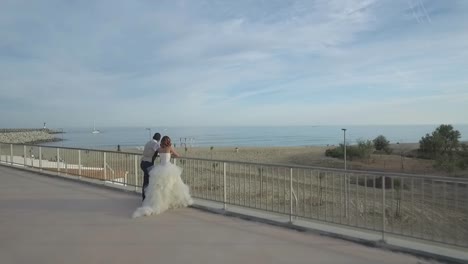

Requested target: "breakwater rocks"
[{"left": 0, "top": 129, "right": 62, "bottom": 144}]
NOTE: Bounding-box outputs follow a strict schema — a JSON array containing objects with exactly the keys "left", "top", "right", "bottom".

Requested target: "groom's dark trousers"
[{"left": 140, "top": 161, "right": 153, "bottom": 201}]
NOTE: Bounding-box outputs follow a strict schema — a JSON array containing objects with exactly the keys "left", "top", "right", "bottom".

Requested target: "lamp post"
[
  {"left": 146, "top": 128, "right": 151, "bottom": 140},
  {"left": 342, "top": 128, "right": 348, "bottom": 218}
]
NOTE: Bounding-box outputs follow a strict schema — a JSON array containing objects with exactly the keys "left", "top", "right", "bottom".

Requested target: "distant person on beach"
[
  {"left": 133, "top": 135, "right": 193, "bottom": 218},
  {"left": 140, "top": 133, "right": 161, "bottom": 201}
]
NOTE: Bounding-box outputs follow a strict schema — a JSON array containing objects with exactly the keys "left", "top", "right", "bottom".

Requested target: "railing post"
[
  {"left": 64, "top": 151, "right": 68, "bottom": 174},
  {"left": 290, "top": 168, "right": 293, "bottom": 224},
  {"left": 57, "top": 148, "right": 60, "bottom": 174},
  {"left": 78, "top": 150, "right": 81, "bottom": 178},
  {"left": 0, "top": 144, "right": 4, "bottom": 163},
  {"left": 23, "top": 145, "right": 26, "bottom": 167},
  {"left": 174, "top": 158, "right": 177, "bottom": 166},
  {"left": 223, "top": 162, "right": 227, "bottom": 211},
  {"left": 103, "top": 152, "right": 107, "bottom": 181},
  {"left": 382, "top": 176, "right": 386, "bottom": 242},
  {"left": 134, "top": 155, "right": 139, "bottom": 192},
  {"left": 10, "top": 144, "right": 13, "bottom": 165},
  {"left": 31, "top": 147, "right": 34, "bottom": 168},
  {"left": 39, "top": 147, "right": 42, "bottom": 171}
]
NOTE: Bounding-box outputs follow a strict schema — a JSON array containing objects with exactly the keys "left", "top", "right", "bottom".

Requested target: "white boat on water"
[{"left": 92, "top": 121, "right": 100, "bottom": 134}]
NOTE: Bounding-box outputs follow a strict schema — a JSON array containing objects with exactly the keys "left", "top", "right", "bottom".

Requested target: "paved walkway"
[{"left": 0, "top": 166, "right": 436, "bottom": 264}]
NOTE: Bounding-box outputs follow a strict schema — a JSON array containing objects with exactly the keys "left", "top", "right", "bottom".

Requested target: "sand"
[
  {"left": 177, "top": 146, "right": 333, "bottom": 164},
  {"left": 125, "top": 145, "right": 345, "bottom": 168}
]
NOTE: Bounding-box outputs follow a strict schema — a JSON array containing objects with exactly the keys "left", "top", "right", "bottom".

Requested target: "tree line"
[{"left": 325, "top": 124, "right": 467, "bottom": 173}]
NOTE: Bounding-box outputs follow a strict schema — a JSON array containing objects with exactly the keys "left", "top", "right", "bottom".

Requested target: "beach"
[
  {"left": 124, "top": 146, "right": 339, "bottom": 167},
  {"left": 179, "top": 145, "right": 437, "bottom": 174},
  {"left": 177, "top": 146, "right": 332, "bottom": 165},
  {"left": 122, "top": 143, "right": 443, "bottom": 176}
]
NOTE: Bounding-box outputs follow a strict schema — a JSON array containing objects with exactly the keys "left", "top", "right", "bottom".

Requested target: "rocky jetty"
[{"left": 0, "top": 129, "right": 62, "bottom": 144}]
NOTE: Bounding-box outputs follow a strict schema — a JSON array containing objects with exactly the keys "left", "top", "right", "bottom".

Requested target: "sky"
[{"left": 1, "top": 0, "right": 467, "bottom": 128}]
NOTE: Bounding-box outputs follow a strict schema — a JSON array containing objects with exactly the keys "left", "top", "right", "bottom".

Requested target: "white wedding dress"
[{"left": 132, "top": 153, "right": 193, "bottom": 218}]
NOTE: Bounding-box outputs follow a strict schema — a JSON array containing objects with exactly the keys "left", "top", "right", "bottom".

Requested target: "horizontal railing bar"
[
  {"left": 2, "top": 143, "right": 468, "bottom": 183},
  {"left": 174, "top": 157, "right": 468, "bottom": 183}
]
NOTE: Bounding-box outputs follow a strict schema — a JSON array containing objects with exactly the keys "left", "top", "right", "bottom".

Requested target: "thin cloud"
[{"left": 0, "top": 0, "right": 467, "bottom": 127}]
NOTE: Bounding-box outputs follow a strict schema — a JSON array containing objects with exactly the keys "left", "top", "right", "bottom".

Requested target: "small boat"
[{"left": 92, "top": 121, "right": 100, "bottom": 134}]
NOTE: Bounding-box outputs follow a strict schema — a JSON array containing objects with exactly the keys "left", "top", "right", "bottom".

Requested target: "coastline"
[{"left": 3, "top": 128, "right": 465, "bottom": 176}]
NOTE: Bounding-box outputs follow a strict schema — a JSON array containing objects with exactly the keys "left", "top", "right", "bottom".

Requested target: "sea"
[{"left": 39, "top": 125, "right": 468, "bottom": 150}]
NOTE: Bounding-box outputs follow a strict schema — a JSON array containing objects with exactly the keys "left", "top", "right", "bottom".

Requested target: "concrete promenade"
[{"left": 0, "top": 166, "right": 436, "bottom": 264}]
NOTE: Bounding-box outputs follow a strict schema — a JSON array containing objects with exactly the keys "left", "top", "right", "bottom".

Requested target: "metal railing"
[{"left": 1, "top": 143, "right": 467, "bottom": 248}]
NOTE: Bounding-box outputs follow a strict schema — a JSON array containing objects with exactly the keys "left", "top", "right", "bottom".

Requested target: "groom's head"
[{"left": 153, "top": 133, "right": 161, "bottom": 141}]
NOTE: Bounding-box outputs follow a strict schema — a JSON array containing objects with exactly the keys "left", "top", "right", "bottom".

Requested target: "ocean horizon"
[{"left": 38, "top": 124, "right": 468, "bottom": 150}]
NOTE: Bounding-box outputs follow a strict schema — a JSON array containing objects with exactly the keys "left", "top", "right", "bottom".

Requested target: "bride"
[{"left": 132, "top": 136, "right": 193, "bottom": 218}]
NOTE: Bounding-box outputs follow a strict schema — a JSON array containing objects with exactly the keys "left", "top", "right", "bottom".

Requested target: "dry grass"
[{"left": 172, "top": 145, "right": 467, "bottom": 177}]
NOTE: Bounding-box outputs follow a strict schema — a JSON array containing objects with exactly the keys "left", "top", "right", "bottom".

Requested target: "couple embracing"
[{"left": 133, "top": 133, "right": 193, "bottom": 218}]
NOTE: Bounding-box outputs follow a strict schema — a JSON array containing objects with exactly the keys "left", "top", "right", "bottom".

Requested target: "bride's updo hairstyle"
[{"left": 160, "top": 136, "right": 172, "bottom": 148}]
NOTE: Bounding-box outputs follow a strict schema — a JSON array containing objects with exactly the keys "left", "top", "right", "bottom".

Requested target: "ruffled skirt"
[{"left": 132, "top": 163, "right": 193, "bottom": 218}]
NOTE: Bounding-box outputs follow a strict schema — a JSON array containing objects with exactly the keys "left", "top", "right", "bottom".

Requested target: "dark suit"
[
  {"left": 140, "top": 160, "right": 153, "bottom": 200},
  {"left": 140, "top": 139, "right": 159, "bottom": 201}
]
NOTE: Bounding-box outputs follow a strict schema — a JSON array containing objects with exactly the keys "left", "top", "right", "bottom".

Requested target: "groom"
[{"left": 140, "top": 132, "right": 161, "bottom": 201}]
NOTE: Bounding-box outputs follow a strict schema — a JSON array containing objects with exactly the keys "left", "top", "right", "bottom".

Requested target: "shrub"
[
  {"left": 419, "top": 124, "right": 460, "bottom": 159},
  {"left": 357, "top": 139, "right": 374, "bottom": 160},
  {"left": 418, "top": 124, "right": 467, "bottom": 172},
  {"left": 373, "top": 135, "right": 390, "bottom": 152},
  {"left": 325, "top": 146, "right": 343, "bottom": 159},
  {"left": 325, "top": 140, "right": 374, "bottom": 161}
]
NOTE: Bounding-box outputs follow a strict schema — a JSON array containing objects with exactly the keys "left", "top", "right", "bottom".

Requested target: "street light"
[{"left": 145, "top": 128, "right": 151, "bottom": 140}]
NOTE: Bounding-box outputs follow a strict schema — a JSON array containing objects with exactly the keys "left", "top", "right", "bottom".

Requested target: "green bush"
[
  {"left": 434, "top": 156, "right": 458, "bottom": 172},
  {"left": 418, "top": 124, "right": 467, "bottom": 172},
  {"left": 357, "top": 139, "right": 374, "bottom": 160},
  {"left": 374, "top": 149, "right": 393, "bottom": 155},
  {"left": 325, "top": 140, "right": 374, "bottom": 161},
  {"left": 346, "top": 146, "right": 361, "bottom": 160},
  {"left": 419, "top": 124, "right": 460, "bottom": 159},
  {"left": 373, "top": 135, "right": 391, "bottom": 153},
  {"left": 455, "top": 143, "right": 468, "bottom": 170},
  {"left": 325, "top": 146, "right": 343, "bottom": 159}
]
